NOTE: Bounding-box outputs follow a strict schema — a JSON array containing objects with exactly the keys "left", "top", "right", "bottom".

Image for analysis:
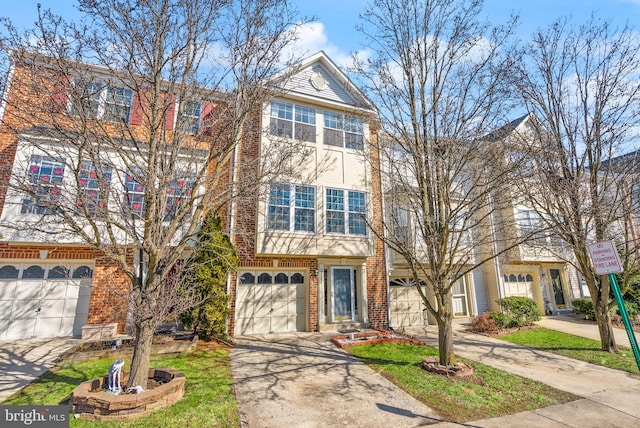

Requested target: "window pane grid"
[
  {"left": 125, "top": 173, "right": 145, "bottom": 216},
  {"left": 326, "top": 189, "right": 345, "bottom": 234},
  {"left": 22, "top": 156, "right": 65, "bottom": 215},
  {"left": 182, "top": 101, "right": 201, "bottom": 134},
  {"left": 165, "top": 178, "right": 194, "bottom": 221},
  {"left": 294, "top": 185, "right": 315, "bottom": 232},
  {"left": 104, "top": 86, "right": 133, "bottom": 122},
  {"left": 348, "top": 191, "right": 367, "bottom": 235},
  {"left": 267, "top": 184, "right": 291, "bottom": 230},
  {"left": 323, "top": 112, "right": 343, "bottom": 130},
  {"left": 78, "top": 162, "right": 112, "bottom": 215},
  {"left": 295, "top": 106, "right": 316, "bottom": 124}
]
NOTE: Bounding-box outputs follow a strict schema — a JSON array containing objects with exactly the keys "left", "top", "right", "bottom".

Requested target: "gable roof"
[
  {"left": 483, "top": 112, "right": 546, "bottom": 142},
  {"left": 278, "top": 51, "right": 377, "bottom": 115}
]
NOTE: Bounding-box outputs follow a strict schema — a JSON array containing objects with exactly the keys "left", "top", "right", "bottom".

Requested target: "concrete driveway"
[
  {"left": 0, "top": 337, "right": 79, "bottom": 402},
  {"left": 231, "top": 333, "right": 439, "bottom": 427}
]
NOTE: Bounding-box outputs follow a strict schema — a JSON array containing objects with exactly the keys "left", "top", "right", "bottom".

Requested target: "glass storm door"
[
  {"left": 550, "top": 269, "right": 566, "bottom": 308},
  {"left": 332, "top": 268, "right": 355, "bottom": 321},
  {"left": 451, "top": 278, "right": 468, "bottom": 316}
]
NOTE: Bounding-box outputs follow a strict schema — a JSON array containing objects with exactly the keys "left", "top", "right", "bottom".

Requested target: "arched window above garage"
[
  {"left": 0, "top": 265, "right": 19, "bottom": 279},
  {"left": 291, "top": 273, "right": 304, "bottom": 284},
  {"left": 72, "top": 266, "right": 94, "bottom": 279},
  {"left": 48, "top": 265, "right": 70, "bottom": 279},
  {"left": 274, "top": 272, "right": 289, "bottom": 284},
  {"left": 240, "top": 272, "right": 255, "bottom": 284},
  {"left": 23, "top": 265, "right": 45, "bottom": 279}
]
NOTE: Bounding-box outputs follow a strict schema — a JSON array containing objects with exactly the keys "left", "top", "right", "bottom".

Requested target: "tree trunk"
[
  {"left": 128, "top": 322, "right": 155, "bottom": 389},
  {"left": 593, "top": 294, "right": 617, "bottom": 353},
  {"left": 437, "top": 297, "right": 455, "bottom": 366}
]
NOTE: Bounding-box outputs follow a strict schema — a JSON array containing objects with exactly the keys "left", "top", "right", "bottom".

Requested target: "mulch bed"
[{"left": 331, "top": 330, "right": 426, "bottom": 348}]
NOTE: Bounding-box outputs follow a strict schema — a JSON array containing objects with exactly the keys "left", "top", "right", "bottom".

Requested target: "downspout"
[
  {"left": 488, "top": 193, "right": 505, "bottom": 301},
  {"left": 225, "top": 119, "right": 242, "bottom": 336}
]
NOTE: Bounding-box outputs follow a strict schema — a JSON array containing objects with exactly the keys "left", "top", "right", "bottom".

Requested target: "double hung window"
[
  {"left": 269, "top": 101, "right": 316, "bottom": 142},
  {"left": 73, "top": 80, "right": 133, "bottom": 123},
  {"left": 267, "top": 184, "right": 316, "bottom": 232},
  {"left": 22, "top": 156, "right": 65, "bottom": 215},
  {"left": 165, "top": 178, "right": 195, "bottom": 220},
  {"left": 125, "top": 172, "right": 145, "bottom": 217},
  {"left": 181, "top": 101, "right": 201, "bottom": 134},
  {"left": 325, "top": 188, "right": 367, "bottom": 235},
  {"left": 78, "top": 162, "right": 112, "bottom": 216},
  {"left": 323, "top": 112, "right": 363, "bottom": 150}
]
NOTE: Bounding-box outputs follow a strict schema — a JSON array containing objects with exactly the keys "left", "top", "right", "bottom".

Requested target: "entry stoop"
[{"left": 318, "top": 322, "right": 365, "bottom": 333}]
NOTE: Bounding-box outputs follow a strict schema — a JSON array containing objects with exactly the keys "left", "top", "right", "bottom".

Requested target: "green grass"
[
  {"left": 500, "top": 327, "right": 640, "bottom": 373},
  {"left": 348, "top": 342, "right": 577, "bottom": 423},
  {"left": 2, "top": 347, "right": 239, "bottom": 428}
]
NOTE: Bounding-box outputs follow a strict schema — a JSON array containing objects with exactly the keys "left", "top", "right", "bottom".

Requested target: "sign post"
[{"left": 587, "top": 240, "right": 640, "bottom": 371}]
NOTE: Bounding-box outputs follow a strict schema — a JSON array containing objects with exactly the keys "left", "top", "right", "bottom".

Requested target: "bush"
[
  {"left": 493, "top": 296, "right": 541, "bottom": 328},
  {"left": 613, "top": 301, "right": 639, "bottom": 319},
  {"left": 571, "top": 298, "right": 595, "bottom": 320},
  {"left": 179, "top": 213, "right": 237, "bottom": 341},
  {"left": 468, "top": 313, "right": 501, "bottom": 334}
]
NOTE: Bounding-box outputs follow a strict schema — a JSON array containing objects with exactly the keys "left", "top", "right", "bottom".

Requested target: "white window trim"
[
  {"left": 266, "top": 183, "right": 317, "bottom": 234},
  {"left": 324, "top": 187, "right": 368, "bottom": 236}
]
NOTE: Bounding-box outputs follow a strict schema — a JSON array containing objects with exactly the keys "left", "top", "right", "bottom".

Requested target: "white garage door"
[
  {"left": 503, "top": 273, "right": 536, "bottom": 299},
  {"left": 389, "top": 278, "right": 428, "bottom": 328},
  {"left": 235, "top": 270, "right": 306, "bottom": 335},
  {"left": 0, "top": 263, "right": 93, "bottom": 340}
]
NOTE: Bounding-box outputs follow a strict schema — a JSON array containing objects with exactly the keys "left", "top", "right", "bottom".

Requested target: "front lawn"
[
  {"left": 1, "top": 345, "right": 239, "bottom": 428},
  {"left": 500, "top": 327, "right": 640, "bottom": 373},
  {"left": 348, "top": 342, "right": 577, "bottom": 423}
]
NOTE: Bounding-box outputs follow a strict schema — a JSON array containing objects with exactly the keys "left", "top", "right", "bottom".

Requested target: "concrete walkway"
[
  {"left": 0, "top": 337, "right": 79, "bottom": 402},
  {"left": 419, "top": 317, "right": 640, "bottom": 427}
]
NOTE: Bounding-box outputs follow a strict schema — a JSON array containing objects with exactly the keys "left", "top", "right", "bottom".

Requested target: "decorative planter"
[{"left": 71, "top": 368, "right": 185, "bottom": 420}]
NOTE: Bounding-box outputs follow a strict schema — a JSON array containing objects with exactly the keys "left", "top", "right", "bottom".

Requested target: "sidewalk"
[{"left": 411, "top": 316, "right": 640, "bottom": 427}]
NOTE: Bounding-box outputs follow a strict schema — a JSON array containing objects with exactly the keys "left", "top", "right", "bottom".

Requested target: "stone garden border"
[{"left": 71, "top": 368, "right": 185, "bottom": 420}]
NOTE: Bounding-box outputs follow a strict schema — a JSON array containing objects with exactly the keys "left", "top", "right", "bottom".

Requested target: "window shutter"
[
  {"left": 50, "top": 74, "right": 70, "bottom": 113},
  {"left": 129, "top": 92, "right": 145, "bottom": 125},
  {"left": 166, "top": 94, "right": 177, "bottom": 130},
  {"left": 200, "top": 101, "right": 214, "bottom": 135}
]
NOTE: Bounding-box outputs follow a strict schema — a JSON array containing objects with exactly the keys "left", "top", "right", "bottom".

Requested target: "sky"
[{"left": 1, "top": 0, "right": 639, "bottom": 68}]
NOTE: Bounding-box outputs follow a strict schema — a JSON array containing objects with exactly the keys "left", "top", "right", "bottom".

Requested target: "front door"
[
  {"left": 550, "top": 269, "right": 566, "bottom": 309},
  {"left": 332, "top": 268, "right": 355, "bottom": 321}
]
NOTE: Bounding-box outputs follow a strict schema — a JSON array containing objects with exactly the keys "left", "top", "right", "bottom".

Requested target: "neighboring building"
[{"left": 479, "top": 113, "right": 582, "bottom": 316}]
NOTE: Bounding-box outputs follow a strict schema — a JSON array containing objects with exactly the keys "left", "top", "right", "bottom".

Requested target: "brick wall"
[{"left": 365, "top": 122, "right": 389, "bottom": 330}]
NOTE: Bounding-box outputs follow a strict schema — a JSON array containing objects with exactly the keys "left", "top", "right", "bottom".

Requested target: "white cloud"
[{"left": 286, "top": 21, "right": 370, "bottom": 69}]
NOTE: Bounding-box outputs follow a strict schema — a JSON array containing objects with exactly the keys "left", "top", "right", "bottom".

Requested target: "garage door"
[
  {"left": 0, "top": 263, "right": 93, "bottom": 340},
  {"left": 235, "top": 270, "right": 306, "bottom": 335},
  {"left": 389, "top": 278, "right": 428, "bottom": 328},
  {"left": 503, "top": 273, "right": 536, "bottom": 299}
]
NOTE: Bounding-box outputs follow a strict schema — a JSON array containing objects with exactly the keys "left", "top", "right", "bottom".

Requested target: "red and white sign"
[{"left": 587, "top": 240, "right": 624, "bottom": 275}]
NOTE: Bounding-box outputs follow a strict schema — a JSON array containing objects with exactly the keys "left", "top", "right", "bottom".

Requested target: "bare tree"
[
  {"left": 509, "top": 17, "right": 640, "bottom": 353},
  {"left": 0, "top": 0, "right": 310, "bottom": 387},
  {"left": 354, "top": 0, "right": 518, "bottom": 365}
]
